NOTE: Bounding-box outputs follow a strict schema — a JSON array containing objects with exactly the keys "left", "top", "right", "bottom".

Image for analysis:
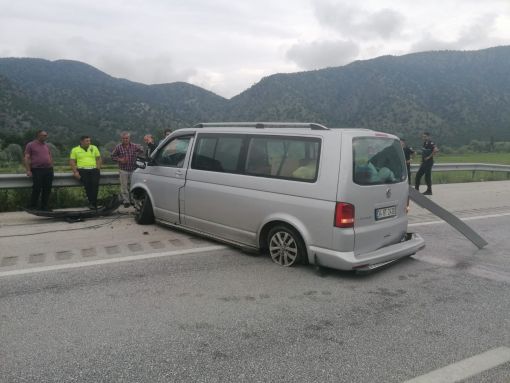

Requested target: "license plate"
[{"left": 375, "top": 206, "right": 396, "bottom": 220}]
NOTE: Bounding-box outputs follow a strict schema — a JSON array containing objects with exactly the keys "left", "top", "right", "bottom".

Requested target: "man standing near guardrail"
[
  {"left": 24, "top": 130, "right": 54, "bottom": 211},
  {"left": 111, "top": 132, "right": 143, "bottom": 208},
  {"left": 415, "top": 132, "right": 439, "bottom": 195},
  {"left": 70, "top": 136, "right": 102, "bottom": 209}
]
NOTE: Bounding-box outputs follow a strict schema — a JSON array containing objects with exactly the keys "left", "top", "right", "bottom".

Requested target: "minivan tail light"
[{"left": 335, "top": 202, "right": 355, "bottom": 228}]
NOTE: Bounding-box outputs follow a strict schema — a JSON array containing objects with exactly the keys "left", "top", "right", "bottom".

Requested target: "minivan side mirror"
[{"left": 135, "top": 157, "right": 147, "bottom": 169}]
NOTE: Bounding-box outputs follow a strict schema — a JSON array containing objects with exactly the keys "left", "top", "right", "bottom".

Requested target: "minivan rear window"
[{"left": 353, "top": 137, "right": 406, "bottom": 185}]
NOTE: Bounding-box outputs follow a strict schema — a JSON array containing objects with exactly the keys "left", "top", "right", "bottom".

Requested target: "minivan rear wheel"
[
  {"left": 134, "top": 193, "right": 155, "bottom": 225},
  {"left": 267, "top": 225, "right": 305, "bottom": 267}
]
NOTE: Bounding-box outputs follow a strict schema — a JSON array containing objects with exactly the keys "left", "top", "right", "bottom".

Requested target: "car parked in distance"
[{"left": 131, "top": 122, "right": 425, "bottom": 271}]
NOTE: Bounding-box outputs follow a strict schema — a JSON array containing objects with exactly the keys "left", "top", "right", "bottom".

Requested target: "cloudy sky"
[{"left": 1, "top": 0, "right": 509, "bottom": 98}]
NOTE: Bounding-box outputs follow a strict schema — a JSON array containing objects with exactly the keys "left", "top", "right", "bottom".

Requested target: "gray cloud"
[
  {"left": 313, "top": 1, "right": 405, "bottom": 40},
  {"left": 411, "top": 13, "right": 502, "bottom": 52},
  {"left": 22, "top": 35, "right": 197, "bottom": 86},
  {"left": 457, "top": 14, "right": 499, "bottom": 47},
  {"left": 367, "top": 9, "right": 405, "bottom": 39},
  {"left": 1, "top": 0, "right": 508, "bottom": 97},
  {"left": 97, "top": 55, "right": 197, "bottom": 85},
  {"left": 286, "top": 40, "right": 359, "bottom": 70}
]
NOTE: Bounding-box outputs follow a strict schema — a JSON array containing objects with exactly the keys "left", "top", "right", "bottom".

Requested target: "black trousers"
[
  {"left": 30, "top": 167, "right": 54, "bottom": 209},
  {"left": 415, "top": 161, "right": 433, "bottom": 191},
  {"left": 78, "top": 168, "right": 100, "bottom": 206},
  {"left": 406, "top": 163, "right": 411, "bottom": 185}
]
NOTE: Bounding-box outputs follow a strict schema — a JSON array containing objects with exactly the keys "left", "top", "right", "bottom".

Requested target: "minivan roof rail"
[{"left": 193, "top": 122, "right": 329, "bottom": 130}]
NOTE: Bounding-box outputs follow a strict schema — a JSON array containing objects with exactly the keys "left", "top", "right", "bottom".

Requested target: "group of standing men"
[{"left": 24, "top": 129, "right": 172, "bottom": 211}]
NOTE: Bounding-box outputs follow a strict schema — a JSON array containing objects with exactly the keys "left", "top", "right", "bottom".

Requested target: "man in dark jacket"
[
  {"left": 415, "top": 132, "right": 438, "bottom": 195},
  {"left": 143, "top": 134, "right": 157, "bottom": 158}
]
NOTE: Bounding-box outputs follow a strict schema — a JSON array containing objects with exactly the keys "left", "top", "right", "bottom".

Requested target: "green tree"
[{"left": 4, "top": 143, "right": 23, "bottom": 163}]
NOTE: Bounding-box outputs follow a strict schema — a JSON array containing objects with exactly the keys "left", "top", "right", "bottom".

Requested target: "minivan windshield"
[{"left": 353, "top": 137, "right": 406, "bottom": 185}]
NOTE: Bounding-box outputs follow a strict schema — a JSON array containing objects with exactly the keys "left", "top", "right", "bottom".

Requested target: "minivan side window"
[
  {"left": 153, "top": 136, "right": 191, "bottom": 168},
  {"left": 191, "top": 135, "right": 244, "bottom": 173},
  {"left": 191, "top": 134, "right": 321, "bottom": 182},
  {"left": 353, "top": 137, "right": 406, "bottom": 185},
  {"left": 246, "top": 136, "right": 320, "bottom": 182}
]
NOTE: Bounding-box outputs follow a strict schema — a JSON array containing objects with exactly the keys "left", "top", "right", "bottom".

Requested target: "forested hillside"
[
  {"left": 224, "top": 46, "right": 510, "bottom": 145},
  {"left": 0, "top": 58, "right": 227, "bottom": 143},
  {"left": 1, "top": 46, "right": 510, "bottom": 147}
]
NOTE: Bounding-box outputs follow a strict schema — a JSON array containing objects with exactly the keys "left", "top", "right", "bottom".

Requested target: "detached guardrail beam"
[
  {"left": 408, "top": 187, "right": 488, "bottom": 249},
  {"left": 0, "top": 172, "right": 120, "bottom": 189}
]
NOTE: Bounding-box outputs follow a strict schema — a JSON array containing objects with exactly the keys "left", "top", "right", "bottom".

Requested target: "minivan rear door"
[{"left": 342, "top": 134, "right": 409, "bottom": 255}]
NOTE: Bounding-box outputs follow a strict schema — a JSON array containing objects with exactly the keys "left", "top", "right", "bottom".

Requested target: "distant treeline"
[
  {"left": 1, "top": 129, "right": 509, "bottom": 171},
  {"left": 0, "top": 129, "right": 125, "bottom": 169}
]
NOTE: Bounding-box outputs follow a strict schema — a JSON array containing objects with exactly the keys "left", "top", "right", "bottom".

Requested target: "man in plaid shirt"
[{"left": 111, "top": 132, "right": 143, "bottom": 207}]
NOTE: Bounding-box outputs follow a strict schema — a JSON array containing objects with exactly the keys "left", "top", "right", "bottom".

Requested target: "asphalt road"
[{"left": 1, "top": 182, "right": 509, "bottom": 382}]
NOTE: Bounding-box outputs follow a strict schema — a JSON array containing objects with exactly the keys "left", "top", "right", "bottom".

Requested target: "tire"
[
  {"left": 134, "top": 193, "right": 155, "bottom": 225},
  {"left": 267, "top": 225, "right": 306, "bottom": 267}
]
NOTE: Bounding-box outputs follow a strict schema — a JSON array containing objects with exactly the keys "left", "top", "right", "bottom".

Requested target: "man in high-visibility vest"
[{"left": 70, "top": 136, "right": 102, "bottom": 209}]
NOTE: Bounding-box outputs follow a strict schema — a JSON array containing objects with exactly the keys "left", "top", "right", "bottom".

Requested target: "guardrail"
[
  {"left": 411, "top": 163, "right": 510, "bottom": 173},
  {"left": 0, "top": 171, "right": 120, "bottom": 189},
  {"left": 0, "top": 163, "right": 509, "bottom": 189}
]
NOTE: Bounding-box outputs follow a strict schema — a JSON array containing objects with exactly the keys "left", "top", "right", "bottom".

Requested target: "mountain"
[
  {"left": 224, "top": 46, "right": 510, "bottom": 145},
  {"left": 0, "top": 58, "right": 227, "bottom": 144},
  {"left": 1, "top": 46, "right": 510, "bottom": 146}
]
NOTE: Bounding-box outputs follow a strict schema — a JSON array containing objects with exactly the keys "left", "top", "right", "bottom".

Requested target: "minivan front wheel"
[
  {"left": 267, "top": 225, "right": 305, "bottom": 267},
  {"left": 134, "top": 192, "right": 155, "bottom": 225}
]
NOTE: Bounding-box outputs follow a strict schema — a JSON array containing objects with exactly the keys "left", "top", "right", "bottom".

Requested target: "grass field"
[
  {"left": 435, "top": 152, "right": 510, "bottom": 164},
  {"left": 410, "top": 152, "right": 510, "bottom": 185}
]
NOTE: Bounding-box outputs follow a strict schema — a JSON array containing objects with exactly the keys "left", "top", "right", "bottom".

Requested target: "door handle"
[{"left": 175, "top": 170, "right": 184, "bottom": 177}]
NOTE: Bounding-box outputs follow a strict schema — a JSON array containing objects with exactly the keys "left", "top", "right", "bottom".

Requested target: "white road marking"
[
  {"left": 404, "top": 346, "right": 510, "bottom": 383},
  {"left": 0, "top": 245, "right": 227, "bottom": 278},
  {"left": 409, "top": 212, "right": 510, "bottom": 227}
]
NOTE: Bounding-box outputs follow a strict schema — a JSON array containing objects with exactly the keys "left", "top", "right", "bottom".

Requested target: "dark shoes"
[
  {"left": 88, "top": 204, "right": 98, "bottom": 210},
  {"left": 123, "top": 202, "right": 130, "bottom": 208},
  {"left": 416, "top": 186, "right": 433, "bottom": 195}
]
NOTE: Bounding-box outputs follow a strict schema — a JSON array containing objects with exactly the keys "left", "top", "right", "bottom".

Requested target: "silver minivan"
[{"left": 131, "top": 122, "right": 425, "bottom": 271}]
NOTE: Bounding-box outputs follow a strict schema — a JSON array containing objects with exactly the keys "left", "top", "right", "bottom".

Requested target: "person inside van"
[
  {"left": 292, "top": 160, "right": 316, "bottom": 180},
  {"left": 377, "top": 167, "right": 396, "bottom": 182}
]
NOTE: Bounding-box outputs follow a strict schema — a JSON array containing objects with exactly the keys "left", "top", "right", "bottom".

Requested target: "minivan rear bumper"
[{"left": 308, "top": 232, "right": 425, "bottom": 271}]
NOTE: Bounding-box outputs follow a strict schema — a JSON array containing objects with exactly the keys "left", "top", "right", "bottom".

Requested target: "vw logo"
[{"left": 386, "top": 188, "right": 392, "bottom": 198}]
